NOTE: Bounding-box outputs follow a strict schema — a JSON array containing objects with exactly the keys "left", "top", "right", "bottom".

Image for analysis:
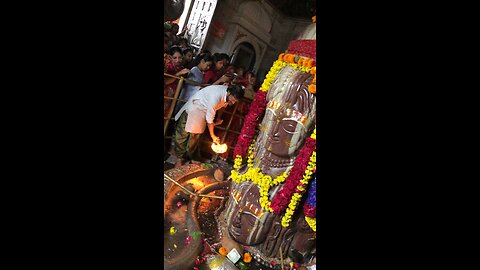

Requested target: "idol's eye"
[
  {"left": 241, "top": 211, "right": 257, "bottom": 225},
  {"left": 282, "top": 120, "right": 297, "bottom": 133}
]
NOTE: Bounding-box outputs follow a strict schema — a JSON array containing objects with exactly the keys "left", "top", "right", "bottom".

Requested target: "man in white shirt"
[{"left": 173, "top": 84, "right": 244, "bottom": 167}]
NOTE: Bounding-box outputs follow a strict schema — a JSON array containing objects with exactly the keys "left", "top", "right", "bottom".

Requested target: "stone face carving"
[
  {"left": 222, "top": 67, "right": 316, "bottom": 262},
  {"left": 225, "top": 181, "right": 276, "bottom": 245},
  {"left": 220, "top": 18, "right": 317, "bottom": 264},
  {"left": 287, "top": 214, "right": 316, "bottom": 263},
  {"left": 254, "top": 67, "right": 316, "bottom": 178}
]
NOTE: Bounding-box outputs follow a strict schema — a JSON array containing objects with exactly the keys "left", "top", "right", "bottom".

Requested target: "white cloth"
[{"left": 174, "top": 85, "right": 228, "bottom": 134}]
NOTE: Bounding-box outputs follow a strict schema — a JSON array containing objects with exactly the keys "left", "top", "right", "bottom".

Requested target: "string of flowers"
[
  {"left": 233, "top": 54, "right": 316, "bottom": 165},
  {"left": 229, "top": 50, "right": 317, "bottom": 228},
  {"left": 271, "top": 128, "right": 316, "bottom": 215},
  {"left": 232, "top": 60, "right": 286, "bottom": 166},
  {"left": 259, "top": 60, "right": 287, "bottom": 93},
  {"left": 231, "top": 140, "right": 289, "bottom": 212},
  {"left": 303, "top": 175, "right": 316, "bottom": 231},
  {"left": 278, "top": 53, "right": 316, "bottom": 95},
  {"left": 281, "top": 149, "right": 316, "bottom": 227},
  {"left": 305, "top": 216, "right": 316, "bottom": 232}
]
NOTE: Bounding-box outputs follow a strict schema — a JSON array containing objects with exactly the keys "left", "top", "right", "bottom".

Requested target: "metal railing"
[{"left": 163, "top": 73, "right": 211, "bottom": 136}]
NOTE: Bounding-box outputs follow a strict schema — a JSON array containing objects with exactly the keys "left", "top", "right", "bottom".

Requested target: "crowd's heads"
[
  {"left": 191, "top": 52, "right": 213, "bottom": 72},
  {"left": 226, "top": 84, "right": 245, "bottom": 105},
  {"left": 212, "top": 53, "right": 228, "bottom": 71},
  {"left": 234, "top": 66, "right": 245, "bottom": 78},
  {"left": 225, "top": 64, "right": 235, "bottom": 75},
  {"left": 220, "top": 53, "right": 230, "bottom": 66},
  {"left": 177, "top": 38, "right": 189, "bottom": 48},
  {"left": 182, "top": 47, "right": 194, "bottom": 66},
  {"left": 245, "top": 71, "right": 257, "bottom": 86},
  {"left": 169, "top": 46, "right": 184, "bottom": 67}
]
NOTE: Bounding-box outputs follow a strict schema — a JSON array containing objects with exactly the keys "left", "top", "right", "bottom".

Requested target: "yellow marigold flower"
[{"left": 305, "top": 216, "right": 316, "bottom": 232}]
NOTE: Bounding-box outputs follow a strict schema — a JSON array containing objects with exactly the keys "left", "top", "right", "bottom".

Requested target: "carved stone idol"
[
  {"left": 222, "top": 69, "right": 316, "bottom": 260},
  {"left": 224, "top": 181, "right": 276, "bottom": 245},
  {"left": 220, "top": 18, "right": 317, "bottom": 264},
  {"left": 254, "top": 69, "right": 316, "bottom": 178}
]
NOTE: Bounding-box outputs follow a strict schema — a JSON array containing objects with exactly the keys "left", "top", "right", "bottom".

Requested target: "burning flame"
[{"left": 211, "top": 143, "right": 228, "bottom": 154}]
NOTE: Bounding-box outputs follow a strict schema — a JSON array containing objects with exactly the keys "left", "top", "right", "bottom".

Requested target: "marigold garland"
[
  {"left": 276, "top": 53, "right": 316, "bottom": 95},
  {"left": 260, "top": 60, "right": 286, "bottom": 92},
  {"left": 229, "top": 49, "right": 317, "bottom": 229},
  {"left": 232, "top": 59, "right": 284, "bottom": 162},
  {"left": 305, "top": 216, "right": 316, "bottom": 232},
  {"left": 231, "top": 140, "right": 289, "bottom": 212},
  {"left": 232, "top": 90, "right": 267, "bottom": 160},
  {"left": 303, "top": 174, "right": 317, "bottom": 232},
  {"left": 271, "top": 128, "right": 316, "bottom": 216},
  {"left": 281, "top": 150, "right": 316, "bottom": 227}
]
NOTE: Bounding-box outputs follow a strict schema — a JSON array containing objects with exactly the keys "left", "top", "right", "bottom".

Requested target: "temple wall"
[{"left": 203, "top": 0, "right": 310, "bottom": 81}]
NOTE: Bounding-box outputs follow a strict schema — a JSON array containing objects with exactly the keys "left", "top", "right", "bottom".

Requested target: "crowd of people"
[
  {"left": 163, "top": 22, "right": 259, "bottom": 166},
  {"left": 164, "top": 23, "right": 258, "bottom": 109}
]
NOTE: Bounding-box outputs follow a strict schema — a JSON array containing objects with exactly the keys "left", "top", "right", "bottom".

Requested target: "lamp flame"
[{"left": 211, "top": 143, "right": 228, "bottom": 154}]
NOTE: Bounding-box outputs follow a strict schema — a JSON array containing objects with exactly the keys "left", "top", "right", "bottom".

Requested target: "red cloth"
[
  {"left": 203, "top": 68, "right": 218, "bottom": 84},
  {"left": 164, "top": 61, "right": 183, "bottom": 122}
]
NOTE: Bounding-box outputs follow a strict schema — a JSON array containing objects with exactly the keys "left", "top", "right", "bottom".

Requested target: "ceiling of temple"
[{"left": 265, "top": 0, "right": 316, "bottom": 19}]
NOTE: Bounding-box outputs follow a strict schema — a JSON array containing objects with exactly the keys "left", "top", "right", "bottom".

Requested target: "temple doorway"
[{"left": 231, "top": 42, "right": 256, "bottom": 72}]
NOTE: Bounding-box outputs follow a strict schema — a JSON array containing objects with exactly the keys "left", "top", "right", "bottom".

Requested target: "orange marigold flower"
[
  {"left": 308, "top": 84, "right": 316, "bottom": 94},
  {"left": 278, "top": 53, "right": 285, "bottom": 61},
  {"left": 305, "top": 59, "right": 314, "bottom": 68},
  {"left": 312, "top": 74, "right": 316, "bottom": 83},
  {"left": 243, "top": 253, "right": 252, "bottom": 263},
  {"left": 288, "top": 54, "right": 294, "bottom": 63},
  {"left": 310, "top": 66, "right": 316, "bottom": 74},
  {"left": 300, "top": 58, "right": 307, "bottom": 67},
  {"left": 219, "top": 247, "right": 228, "bottom": 256}
]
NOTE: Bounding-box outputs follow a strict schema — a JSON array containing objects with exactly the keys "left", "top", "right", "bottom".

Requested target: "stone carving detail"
[
  {"left": 234, "top": 31, "right": 248, "bottom": 43},
  {"left": 254, "top": 67, "right": 316, "bottom": 178},
  {"left": 220, "top": 20, "right": 317, "bottom": 264},
  {"left": 222, "top": 68, "right": 316, "bottom": 262},
  {"left": 225, "top": 181, "right": 275, "bottom": 245}
]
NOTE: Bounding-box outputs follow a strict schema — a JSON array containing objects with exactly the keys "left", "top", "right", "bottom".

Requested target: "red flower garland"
[
  {"left": 303, "top": 204, "right": 316, "bottom": 218},
  {"left": 270, "top": 137, "right": 316, "bottom": 214},
  {"left": 233, "top": 90, "right": 267, "bottom": 159},
  {"left": 287, "top": 40, "right": 316, "bottom": 60}
]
